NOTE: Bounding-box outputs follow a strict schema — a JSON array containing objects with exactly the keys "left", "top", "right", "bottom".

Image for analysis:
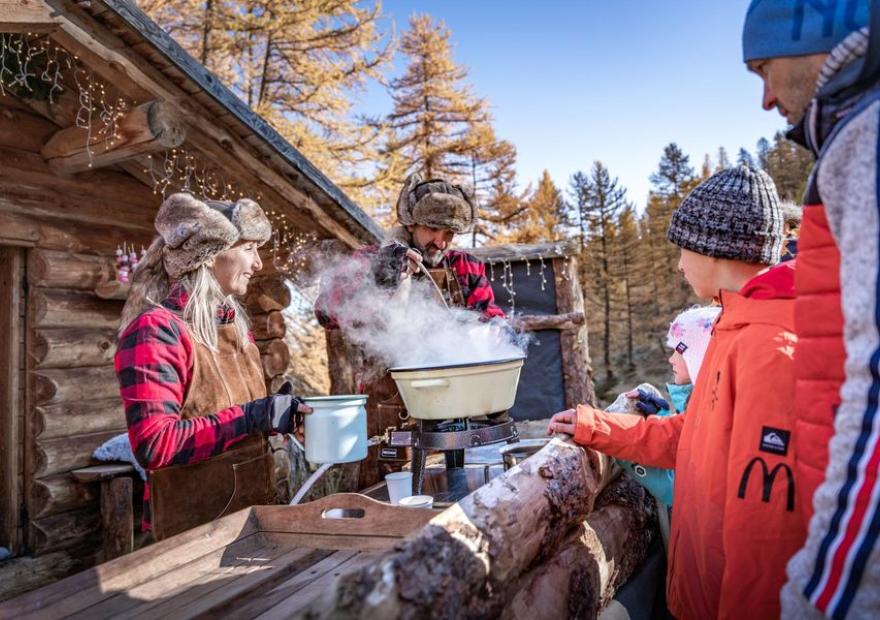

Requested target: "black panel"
[{"left": 486, "top": 260, "right": 558, "bottom": 316}]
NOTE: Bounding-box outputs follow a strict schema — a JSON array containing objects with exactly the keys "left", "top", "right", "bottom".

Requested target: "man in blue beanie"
[{"left": 743, "top": 1, "right": 880, "bottom": 619}]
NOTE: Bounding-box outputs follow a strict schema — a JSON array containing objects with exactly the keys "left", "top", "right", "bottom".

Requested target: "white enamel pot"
[
  {"left": 389, "top": 357, "right": 524, "bottom": 420},
  {"left": 302, "top": 395, "right": 368, "bottom": 464}
]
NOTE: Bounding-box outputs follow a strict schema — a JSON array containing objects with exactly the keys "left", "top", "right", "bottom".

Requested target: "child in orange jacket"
[{"left": 548, "top": 166, "right": 806, "bottom": 620}]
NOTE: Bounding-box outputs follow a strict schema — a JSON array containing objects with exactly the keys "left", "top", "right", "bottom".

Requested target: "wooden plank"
[
  {"left": 100, "top": 476, "right": 133, "bottom": 562},
  {"left": 513, "top": 311, "right": 585, "bottom": 332},
  {"left": 125, "top": 547, "right": 328, "bottom": 619},
  {"left": 554, "top": 256, "right": 597, "bottom": 408},
  {"left": 222, "top": 550, "right": 359, "bottom": 620},
  {"left": 469, "top": 241, "right": 574, "bottom": 263},
  {"left": 65, "top": 535, "right": 299, "bottom": 619},
  {"left": 255, "top": 551, "right": 384, "bottom": 619},
  {"left": 257, "top": 338, "right": 291, "bottom": 378},
  {"left": 71, "top": 464, "right": 135, "bottom": 483},
  {"left": 0, "top": 248, "right": 24, "bottom": 553},
  {"left": 30, "top": 327, "right": 117, "bottom": 369},
  {"left": 34, "top": 398, "right": 125, "bottom": 440},
  {"left": 0, "top": 509, "right": 258, "bottom": 618},
  {"left": 0, "top": 0, "right": 62, "bottom": 33}
]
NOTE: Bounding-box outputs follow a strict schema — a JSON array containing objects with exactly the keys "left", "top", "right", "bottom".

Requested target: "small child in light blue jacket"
[{"left": 616, "top": 305, "right": 721, "bottom": 507}]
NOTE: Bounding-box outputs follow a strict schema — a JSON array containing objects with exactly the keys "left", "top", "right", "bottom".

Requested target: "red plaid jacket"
[
  {"left": 115, "top": 286, "right": 264, "bottom": 530},
  {"left": 315, "top": 247, "right": 504, "bottom": 329}
]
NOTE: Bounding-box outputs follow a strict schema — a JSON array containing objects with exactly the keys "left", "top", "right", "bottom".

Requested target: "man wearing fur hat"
[
  {"left": 315, "top": 174, "right": 504, "bottom": 487},
  {"left": 117, "top": 193, "right": 311, "bottom": 540},
  {"left": 317, "top": 174, "right": 504, "bottom": 326}
]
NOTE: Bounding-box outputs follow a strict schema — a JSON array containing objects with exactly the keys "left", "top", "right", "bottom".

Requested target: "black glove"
[
  {"left": 372, "top": 241, "right": 412, "bottom": 288},
  {"left": 632, "top": 389, "right": 670, "bottom": 417},
  {"left": 243, "top": 381, "right": 305, "bottom": 434}
]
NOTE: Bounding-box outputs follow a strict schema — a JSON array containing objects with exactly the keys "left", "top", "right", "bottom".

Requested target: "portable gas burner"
[{"left": 387, "top": 415, "right": 519, "bottom": 497}]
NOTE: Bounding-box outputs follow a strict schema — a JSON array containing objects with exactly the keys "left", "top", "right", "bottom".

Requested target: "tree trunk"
[
  {"left": 303, "top": 439, "right": 616, "bottom": 618},
  {"left": 501, "top": 476, "right": 658, "bottom": 619}
]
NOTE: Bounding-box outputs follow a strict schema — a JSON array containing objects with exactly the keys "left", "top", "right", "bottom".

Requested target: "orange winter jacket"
[{"left": 573, "top": 264, "right": 806, "bottom": 620}]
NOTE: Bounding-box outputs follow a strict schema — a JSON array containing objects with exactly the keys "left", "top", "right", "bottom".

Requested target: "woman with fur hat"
[{"left": 116, "top": 192, "right": 311, "bottom": 540}]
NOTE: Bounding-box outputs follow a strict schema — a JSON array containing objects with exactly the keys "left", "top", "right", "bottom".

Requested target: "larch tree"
[
  {"left": 568, "top": 162, "right": 628, "bottom": 388},
  {"left": 382, "top": 14, "right": 490, "bottom": 184},
  {"left": 140, "top": 0, "right": 394, "bottom": 212},
  {"left": 613, "top": 204, "right": 640, "bottom": 372}
]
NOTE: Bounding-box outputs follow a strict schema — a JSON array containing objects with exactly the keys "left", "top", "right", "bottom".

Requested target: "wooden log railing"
[
  {"left": 512, "top": 311, "right": 585, "bottom": 332},
  {"left": 305, "top": 439, "right": 619, "bottom": 618},
  {"left": 41, "top": 100, "right": 186, "bottom": 175}
]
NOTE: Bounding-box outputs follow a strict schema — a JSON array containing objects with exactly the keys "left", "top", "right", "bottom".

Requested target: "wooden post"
[
  {"left": 554, "top": 256, "right": 597, "bottom": 407},
  {"left": 41, "top": 100, "right": 186, "bottom": 175},
  {"left": 0, "top": 247, "right": 25, "bottom": 554},
  {"left": 100, "top": 476, "right": 133, "bottom": 562}
]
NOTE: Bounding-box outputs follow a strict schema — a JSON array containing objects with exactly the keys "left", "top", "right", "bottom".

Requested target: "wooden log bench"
[{"left": 71, "top": 463, "right": 136, "bottom": 562}]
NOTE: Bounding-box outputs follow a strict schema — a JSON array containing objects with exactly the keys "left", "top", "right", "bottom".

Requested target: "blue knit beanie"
[{"left": 743, "top": 0, "right": 870, "bottom": 62}]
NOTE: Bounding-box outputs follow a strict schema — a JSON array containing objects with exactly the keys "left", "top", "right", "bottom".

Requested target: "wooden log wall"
[
  {"left": 0, "top": 96, "right": 154, "bottom": 598},
  {"left": 244, "top": 275, "right": 293, "bottom": 390}
]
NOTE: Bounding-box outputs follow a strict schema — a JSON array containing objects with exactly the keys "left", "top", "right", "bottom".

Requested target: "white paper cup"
[
  {"left": 398, "top": 495, "right": 433, "bottom": 509},
  {"left": 385, "top": 471, "right": 413, "bottom": 505}
]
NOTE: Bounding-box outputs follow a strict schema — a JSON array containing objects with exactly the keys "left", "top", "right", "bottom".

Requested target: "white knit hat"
[{"left": 665, "top": 305, "right": 721, "bottom": 383}]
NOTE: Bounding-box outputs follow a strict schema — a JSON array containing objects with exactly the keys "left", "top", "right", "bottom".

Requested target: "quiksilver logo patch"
[{"left": 760, "top": 426, "right": 790, "bottom": 456}]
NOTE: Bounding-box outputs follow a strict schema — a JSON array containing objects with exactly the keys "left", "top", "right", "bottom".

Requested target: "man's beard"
[{"left": 419, "top": 244, "right": 446, "bottom": 267}]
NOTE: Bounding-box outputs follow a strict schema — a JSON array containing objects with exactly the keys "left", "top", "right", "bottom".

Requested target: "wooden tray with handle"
[{"left": 1, "top": 494, "right": 434, "bottom": 619}]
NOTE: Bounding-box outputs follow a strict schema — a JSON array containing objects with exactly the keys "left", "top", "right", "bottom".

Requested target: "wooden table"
[{"left": 1, "top": 494, "right": 434, "bottom": 619}]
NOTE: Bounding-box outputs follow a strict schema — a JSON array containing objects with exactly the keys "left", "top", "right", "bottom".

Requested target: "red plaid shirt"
[
  {"left": 315, "top": 247, "right": 504, "bottom": 328},
  {"left": 115, "top": 285, "right": 262, "bottom": 530}
]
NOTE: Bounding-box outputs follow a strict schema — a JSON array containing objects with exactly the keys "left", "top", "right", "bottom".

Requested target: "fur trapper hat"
[
  {"left": 156, "top": 193, "right": 272, "bottom": 279},
  {"left": 395, "top": 174, "right": 475, "bottom": 234}
]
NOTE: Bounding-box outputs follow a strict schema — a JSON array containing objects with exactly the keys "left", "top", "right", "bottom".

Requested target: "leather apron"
[
  {"left": 359, "top": 266, "right": 466, "bottom": 488},
  {"left": 148, "top": 323, "right": 274, "bottom": 540}
]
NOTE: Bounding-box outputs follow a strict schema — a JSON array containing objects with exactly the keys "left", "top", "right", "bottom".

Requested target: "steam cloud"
[{"left": 311, "top": 250, "right": 528, "bottom": 369}]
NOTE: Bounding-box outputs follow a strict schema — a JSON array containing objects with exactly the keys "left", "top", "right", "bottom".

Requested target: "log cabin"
[
  {"left": 0, "top": 2, "right": 660, "bottom": 615},
  {"left": 0, "top": 0, "right": 381, "bottom": 599}
]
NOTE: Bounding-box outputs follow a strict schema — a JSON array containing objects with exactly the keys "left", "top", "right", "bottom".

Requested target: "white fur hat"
[{"left": 665, "top": 305, "right": 721, "bottom": 383}]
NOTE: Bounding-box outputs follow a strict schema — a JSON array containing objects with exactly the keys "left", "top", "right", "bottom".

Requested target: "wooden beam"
[
  {"left": 100, "top": 476, "right": 133, "bottom": 562},
  {"left": 0, "top": 248, "right": 25, "bottom": 555},
  {"left": 43, "top": 1, "right": 375, "bottom": 247},
  {"left": 469, "top": 241, "right": 575, "bottom": 263},
  {"left": 41, "top": 100, "right": 185, "bottom": 175},
  {"left": 513, "top": 311, "right": 585, "bottom": 332},
  {"left": 555, "top": 256, "right": 597, "bottom": 408},
  {"left": 0, "top": 0, "right": 62, "bottom": 33}
]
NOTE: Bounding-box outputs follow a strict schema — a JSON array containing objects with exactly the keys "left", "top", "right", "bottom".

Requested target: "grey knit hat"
[{"left": 667, "top": 166, "right": 783, "bottom": 265}]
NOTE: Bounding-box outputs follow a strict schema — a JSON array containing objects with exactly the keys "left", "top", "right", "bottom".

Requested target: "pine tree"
[
  {"left": 383, "top": 14, "right": 490, "bottom": 184},
  {"left": 140, "top": 0, "right": 393, "bottom": 212},
  {"left": 701, "top": 154, "right": 713, "bottom": 179},
  {"left": 495, "top": 170, "right": 566, "bottom": 244},
  {"left": 737, "top": 147, "right": 755, "bottom": 168},
  {"left": 756, "top": 137, "right": 771, "bottom": 171},
  {"left": 763, "top": 131, "right": 813, "bottom": 201},
  {"left": 716, "top": 146, "right": 731, "bottom": 170},
  {"left": 614, "top": 204, "right": 640, "bottom": 371},
  {"left": 568, "top": 162, "right": 628, "bottom": 388}
]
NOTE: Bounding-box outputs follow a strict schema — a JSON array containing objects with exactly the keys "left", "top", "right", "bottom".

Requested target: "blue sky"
[{"left": 358, "top": 0, "right": 786, "bottom": 208}]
